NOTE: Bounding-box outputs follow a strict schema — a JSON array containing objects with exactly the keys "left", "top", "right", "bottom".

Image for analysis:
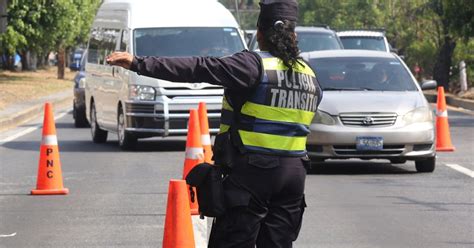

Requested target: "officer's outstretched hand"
[{"left": 106, "top": 52, "right": 133, "bottom": 69}]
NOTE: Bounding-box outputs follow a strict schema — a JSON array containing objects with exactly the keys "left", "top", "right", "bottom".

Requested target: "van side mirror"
[
  {"left": 390, "top": 48, "right": 398, "bottom": 54},
  {"left": 421, "top": 80, "right": 437, "bottom": 90}
]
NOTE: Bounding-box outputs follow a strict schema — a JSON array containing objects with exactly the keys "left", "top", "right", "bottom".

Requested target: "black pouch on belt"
[{"left": 185, "top": 162, "right": 226, "bottom": 218}]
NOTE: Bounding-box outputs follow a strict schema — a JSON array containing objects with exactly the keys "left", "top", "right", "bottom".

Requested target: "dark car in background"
[
  {"left": 73, "top": 51, "right": 88, "bottom": 127},
  {"left": 248, "top": 26, "right": 344, "bottom": 52},
  {"left": 337, "top": 30, "right": 397, "bottom": 53},
  {"left": 69, "top": 48, "right": 85, "bottom": 71}
]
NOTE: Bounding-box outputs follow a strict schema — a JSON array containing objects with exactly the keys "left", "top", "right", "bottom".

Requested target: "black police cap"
[{"left": 257, "top": 0, "right": 298, "bottom": 29}]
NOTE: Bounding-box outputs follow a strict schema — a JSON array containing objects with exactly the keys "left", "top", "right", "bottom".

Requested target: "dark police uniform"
[
  {"left": 130, "top": 50, "right": 322, "bottom": 247},
  {"left": 129, "top": 1, "right": 322, "bottom": 246}
]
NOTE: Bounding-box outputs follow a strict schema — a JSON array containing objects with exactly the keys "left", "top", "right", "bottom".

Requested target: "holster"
[{"left": 185, "top": 163, "right": 226, "bottom": 218}]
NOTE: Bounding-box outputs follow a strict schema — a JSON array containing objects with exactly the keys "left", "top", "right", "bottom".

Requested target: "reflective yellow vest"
[{"left": 219, "top": 52, "right": 320, "bottom": 156}]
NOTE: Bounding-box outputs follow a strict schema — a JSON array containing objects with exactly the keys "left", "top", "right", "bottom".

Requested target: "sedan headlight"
[
  {"left": 78, "top": 78, "right": 86, "bottom": 88},
  {"left": 403, "top": 107, "right": 433, "bottom": 124},
  {"left": 313, "top": 110, "right": 336, "bottom": 125},
  {"left": 129, "top": 85, "right": 155, "bottom": 101}
]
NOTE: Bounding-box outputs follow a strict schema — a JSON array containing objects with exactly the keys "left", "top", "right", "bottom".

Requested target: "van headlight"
[
  {"left": 129, "top": 85, "right": 155, "bottom": 101},
  {"left": 313, "top": 110, "right": 336, "bottom": 125},
  {"left": 403, "top": 107, "right": 433, "bottom": 124}
]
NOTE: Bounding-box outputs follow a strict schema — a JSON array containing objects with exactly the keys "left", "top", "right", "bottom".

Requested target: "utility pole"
[
  {"left": 0, "top": 0, "right": 7, "bottom": 33},
  {"left": 234, "top": 0, "right": 241, "bottom": 25}
]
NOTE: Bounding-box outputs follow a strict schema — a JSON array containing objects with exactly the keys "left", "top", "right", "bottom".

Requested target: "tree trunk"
[
  {"left": 20, "top": 51, "right": 29, "bottom": 71},
  {"left": 57, "top": 46, "right": 65, "bottom": 79},
  {"left": 433, "top": 36, "right": 456, "bottom": 92},
  {"left": 37, "top": 52, "right": 45, "bottom": 68}
]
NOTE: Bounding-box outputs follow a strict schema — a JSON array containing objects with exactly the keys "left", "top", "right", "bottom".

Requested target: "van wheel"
[
  {"left": 90, "top": 102, "right": 108, "bottom": 143},
  {"left": 118, "top": 107, "right": 137, "bottom": 150},
  {"left": 74, "top": 104, "right": 89, "bottom": 128},
  {"left": 415, "top": 157, "right": 435, "bottom": 173}
]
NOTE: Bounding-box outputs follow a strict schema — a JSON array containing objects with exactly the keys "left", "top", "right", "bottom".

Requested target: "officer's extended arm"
[{"left": 107, "top": 51, "right": 261, "bottom": 90}]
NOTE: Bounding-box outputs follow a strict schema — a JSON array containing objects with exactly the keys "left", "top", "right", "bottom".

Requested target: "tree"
[
  {"left": 419, "top": 0, "right": 474, "bottom": 90},
  {"left": 0, "top": 0, "right": 100, "bottom": 76}
]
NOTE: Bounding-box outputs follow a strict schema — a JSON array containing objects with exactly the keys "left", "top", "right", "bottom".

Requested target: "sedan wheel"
[
  {"left": 415, "top": 157, "right": 436, "bottom": 173},
  {"left": 74, "top": 103, "right": 89, "bottom": 128}
]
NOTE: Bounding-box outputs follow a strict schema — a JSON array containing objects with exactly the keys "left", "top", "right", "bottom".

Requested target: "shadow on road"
[
  {"left": 308, "top": 161, "right": 417, "bottom": 175},
  {"left": 1, "top": 139, "right": 186, "bottom": 152}
]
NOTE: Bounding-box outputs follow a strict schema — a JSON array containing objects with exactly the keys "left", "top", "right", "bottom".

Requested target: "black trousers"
[{"left": 208, "top": 153, "right": 308, "bottom": 248}]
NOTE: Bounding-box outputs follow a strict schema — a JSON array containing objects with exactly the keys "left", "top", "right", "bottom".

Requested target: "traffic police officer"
[{"left": 107, "top": 1, "right": 322, "bottom": 247}]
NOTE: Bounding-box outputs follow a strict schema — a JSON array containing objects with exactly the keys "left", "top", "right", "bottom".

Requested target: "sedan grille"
[
  {"left": 339, "top": 113, "right": 397, "bottom": 126},
  {"left": 333, "top": 144, "right": 405, "bottom": 155}
]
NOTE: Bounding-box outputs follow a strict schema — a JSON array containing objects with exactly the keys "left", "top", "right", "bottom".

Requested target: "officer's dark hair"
[{"left": 258, "top": 20, "right": 299, "bottom": 69}]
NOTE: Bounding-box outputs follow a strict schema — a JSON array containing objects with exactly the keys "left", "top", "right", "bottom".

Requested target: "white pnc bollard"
[{"left": 459, "top": 60, "right": 467, "bottom": 92}]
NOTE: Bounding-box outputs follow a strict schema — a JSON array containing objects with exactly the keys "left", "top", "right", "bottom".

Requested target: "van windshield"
[{"left": 134, "top": 27, "right": 245, "bottom": 57}]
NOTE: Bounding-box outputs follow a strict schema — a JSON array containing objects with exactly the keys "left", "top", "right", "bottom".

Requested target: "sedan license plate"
[{"left": 356, "top": 136, "right": 383, "bottom": 151}]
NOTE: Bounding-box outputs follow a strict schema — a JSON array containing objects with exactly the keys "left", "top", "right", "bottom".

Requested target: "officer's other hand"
[{"left": 106, "top": 52, "right": 133, "bottom": 69}]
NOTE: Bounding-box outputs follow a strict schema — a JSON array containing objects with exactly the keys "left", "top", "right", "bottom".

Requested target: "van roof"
[{"left": 98, "top": 0, "right": 239, "bottom": 29}]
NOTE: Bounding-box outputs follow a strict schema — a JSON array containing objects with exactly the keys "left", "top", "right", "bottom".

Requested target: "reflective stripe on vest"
[
  {"left": 219, "top": 96, "right": 233, "bottom": 133},
  {"left": 219, "top": 52, "right": 319, "bottom": 156}
]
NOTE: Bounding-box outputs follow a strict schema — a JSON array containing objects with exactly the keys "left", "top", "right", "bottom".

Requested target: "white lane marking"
[
  {"left": 0, "top": 232, "right": 17, "bottom": 238},
  {"left": 192, "top": 215, "right": 208, "bottom": 248},
  {"left": 0, "top": 126, "right": 38, "bottom": 144},
  {"left": 445, "top": 164, "right": 474, "bottom": 178},
  {"left": 0, "top": 110, "right": 70, "bottom": 144}
]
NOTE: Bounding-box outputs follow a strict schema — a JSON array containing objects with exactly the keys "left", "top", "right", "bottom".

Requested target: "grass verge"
[{"left": 0, "top": 67, "right": 75, "bottom": 111}]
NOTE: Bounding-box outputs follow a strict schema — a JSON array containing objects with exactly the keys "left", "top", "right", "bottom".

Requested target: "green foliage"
[{"left": 0, "top": 0, "right": 101, "bottom": 64}]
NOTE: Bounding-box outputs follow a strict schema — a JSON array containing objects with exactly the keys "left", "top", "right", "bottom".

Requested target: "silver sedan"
[{"left": 302, "top": 50, "right": 437, "bottom": 172}]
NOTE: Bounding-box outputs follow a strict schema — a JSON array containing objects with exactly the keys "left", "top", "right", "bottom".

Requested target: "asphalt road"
[{"left": 0, "top": 108, "right": 473, "bottom": 248}]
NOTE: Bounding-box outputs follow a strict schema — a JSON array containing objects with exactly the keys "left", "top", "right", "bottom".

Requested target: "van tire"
[
  {"left": 118, "top": 106, "right": 137, "bottom": 150},
  {"left": 90, "top": 102, "right": 108, "bottom": 143},
  {"left": 415, "top": 157, "right": 435, "bottom": 173}
]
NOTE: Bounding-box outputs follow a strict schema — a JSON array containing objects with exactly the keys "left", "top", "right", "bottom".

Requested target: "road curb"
[
  {"left": 0, "top": 90, "right": 73, "bottom": 132},
  {"left": 424, "top": 92, "right": 474, "bottom": 111}
]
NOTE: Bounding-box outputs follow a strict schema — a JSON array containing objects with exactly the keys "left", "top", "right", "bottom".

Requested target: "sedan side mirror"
[{"left": 421, "top": 80, "right": 437, "bottom": 90}]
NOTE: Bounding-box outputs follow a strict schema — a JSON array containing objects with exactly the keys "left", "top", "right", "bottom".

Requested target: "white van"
[{"left": 84, "top": 0, "right": 246, "bottom": 149}]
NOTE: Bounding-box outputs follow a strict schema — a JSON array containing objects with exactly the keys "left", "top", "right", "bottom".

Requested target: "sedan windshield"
[
  {"left": 309, "top": 57, "right": 418, "bottom": 91},
  {"left": 340, "top": 37, "right": 386, "bottom": 51},
  {"left": 134, "top": 27, "right": 244, "bottom": 57}
]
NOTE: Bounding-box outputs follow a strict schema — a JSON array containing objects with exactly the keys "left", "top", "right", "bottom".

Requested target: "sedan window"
[{"left": 309, "top": 57, "right": 418, "bottom": 91}]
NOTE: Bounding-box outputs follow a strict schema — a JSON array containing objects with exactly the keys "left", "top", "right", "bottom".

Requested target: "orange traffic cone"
[
  {"left": 31, "top": 103, "right": 69, "bottom": 195},
  {"left": 182, "top": 109, "right": 204, "bottom": 215},
  {"left": 435, "top": 87, "right": 455, "bottom": 152},
  {"left": 162, "top": 179, "right": 196, "bottom": 248},
  {"left": 198, "top": 102, "right": 213, "bottom": 163}
]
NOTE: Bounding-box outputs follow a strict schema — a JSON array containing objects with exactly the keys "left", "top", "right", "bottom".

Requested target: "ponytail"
[{"left": 259, "top": 20, "right": 300, "bottom": 69}]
